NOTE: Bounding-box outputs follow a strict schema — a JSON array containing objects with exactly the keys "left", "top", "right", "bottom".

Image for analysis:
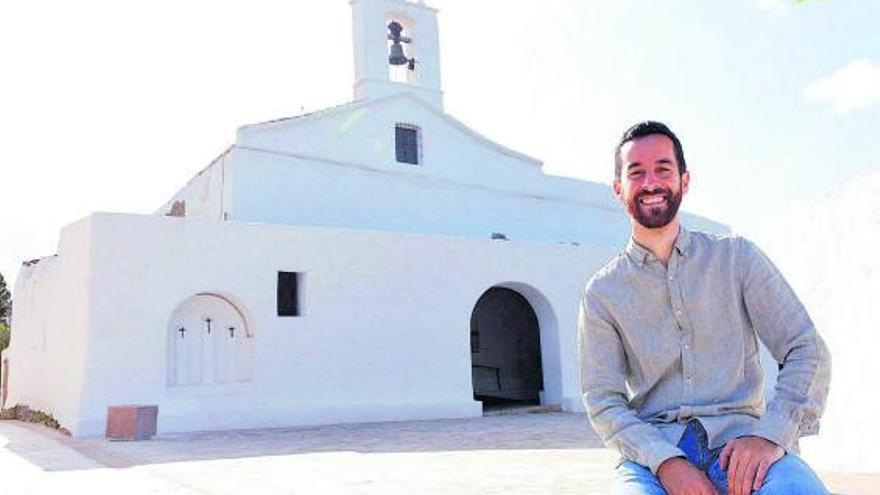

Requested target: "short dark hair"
[{"left": 614, "top": 121, "right": 687, "bottom": 180}]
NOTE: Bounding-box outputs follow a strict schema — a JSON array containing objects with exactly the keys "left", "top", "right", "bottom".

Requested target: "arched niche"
[{"left": 166, "top": 293, "right": 254, "bottom": 387}]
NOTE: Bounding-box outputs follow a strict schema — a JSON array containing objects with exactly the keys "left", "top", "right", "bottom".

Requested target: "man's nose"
[{"left": 641, "top": 171, "right": 662, "bottom": 190}]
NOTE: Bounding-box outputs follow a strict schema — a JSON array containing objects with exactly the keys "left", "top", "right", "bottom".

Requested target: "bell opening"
[{"left": 387, "top": 18, "right": 416, "bottom": 84}]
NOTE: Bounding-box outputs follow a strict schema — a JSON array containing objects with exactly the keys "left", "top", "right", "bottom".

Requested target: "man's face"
[{"left": 613, "top": 134, "right": 690, "bottom": 229}]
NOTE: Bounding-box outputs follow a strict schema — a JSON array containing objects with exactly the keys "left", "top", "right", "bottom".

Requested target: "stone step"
[{"left": 483, "top": 404, "right": 563, "bottom": 416}]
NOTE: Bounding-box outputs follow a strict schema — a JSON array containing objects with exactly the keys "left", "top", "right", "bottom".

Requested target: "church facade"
[{"left": 4, "top": 0, "right": 724, "bottom": 437}]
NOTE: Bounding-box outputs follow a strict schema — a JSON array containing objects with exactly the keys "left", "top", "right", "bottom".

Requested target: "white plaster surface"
[
  {"left": 5, "top": 219, "right": 93, "bottom": 430},
  {"left": 160, "top": 92, "right": 724, "bottom": 249},
  {"left": 156, "top": 148, "right": 231, "bottom": 220},
  {"left": 762, "top": 170, "right": 880, "bottom": 474},
  {"left": 6, "top": 212, "right": 622, "bottom": 436}
]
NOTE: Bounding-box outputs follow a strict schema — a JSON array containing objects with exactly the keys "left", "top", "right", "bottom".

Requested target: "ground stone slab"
[{"left": 1, "top": 413, "right": 876, "bottom": 494}]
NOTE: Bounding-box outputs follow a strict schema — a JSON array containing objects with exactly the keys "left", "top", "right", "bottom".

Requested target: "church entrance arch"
[
  {"left": 166, "top": 293, "right": 254, "bottom": 386},
  {"left": 469, "top": 286, "right": 544, "bottom": 407}
]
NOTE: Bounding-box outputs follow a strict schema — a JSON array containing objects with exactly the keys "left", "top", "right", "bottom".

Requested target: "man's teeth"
[{"left": 640, "top": 195, "right": 666, "bottom": 205}]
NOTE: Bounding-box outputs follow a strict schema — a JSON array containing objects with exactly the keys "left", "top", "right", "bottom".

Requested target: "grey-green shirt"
[{"left": 578, "top": 227, "right": 830, "bottom": 474}]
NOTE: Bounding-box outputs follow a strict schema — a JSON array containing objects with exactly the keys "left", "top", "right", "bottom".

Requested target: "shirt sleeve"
[
  {"left": 739, "top": 238, "right": 832, "bottom": 451},
  {"left": 579, "top": 287, "right": 685, "bottom": 474}
]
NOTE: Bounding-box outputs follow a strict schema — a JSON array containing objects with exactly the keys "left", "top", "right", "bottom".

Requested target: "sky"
[{"left": 1, "top": 0, "right": 878, "bottom": 288}]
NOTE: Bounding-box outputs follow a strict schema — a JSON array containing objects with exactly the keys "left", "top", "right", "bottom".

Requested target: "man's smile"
[{"left": 638, "top": 192, "right": 668, "bottom": 206}]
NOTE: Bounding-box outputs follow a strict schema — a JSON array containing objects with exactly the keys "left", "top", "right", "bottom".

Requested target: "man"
[{"left": 579, "top": 121, "right": 831, "bottom": 495}]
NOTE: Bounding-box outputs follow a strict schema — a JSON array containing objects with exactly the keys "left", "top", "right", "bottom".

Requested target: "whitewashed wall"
[
  {"left": 161, "top": 94, "right": 725, "bottom": 249},
  {"left": 762, "top": 170, "right": 880, "bottom": 473},
  {"left": 6, "top": 218, "right": 93, "bottom": 430},
  {"left": 230, "top": 149, "right": 629, "bottom": 247},
  {"left": 235, "top": 95, "right": 547, "bottom": 192},
  {"left": 155, "top": 148, "right": 232, "bottom": 220},
  {"left": 9, "top": 212, "right": 619, "bottom": 436}
]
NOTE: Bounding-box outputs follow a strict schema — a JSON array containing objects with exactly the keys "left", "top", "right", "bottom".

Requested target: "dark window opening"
[
  {"left": 277, "top": 271, "right": 299, "bottom": 317},
  {"left": 395, "top": 125, "right": 420, "bottom": 165}
]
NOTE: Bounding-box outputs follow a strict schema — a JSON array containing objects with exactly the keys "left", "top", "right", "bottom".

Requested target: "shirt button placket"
[
  {"left": 668, "top": 261, "right": 685, "bottom": 330},
  {"left": 671, "top": 254, "right": 693, "bottom": 393}
]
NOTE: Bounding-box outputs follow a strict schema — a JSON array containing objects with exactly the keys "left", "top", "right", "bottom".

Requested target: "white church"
[{"left": 4, "top": 0, "right": 724, "bottom": 437}]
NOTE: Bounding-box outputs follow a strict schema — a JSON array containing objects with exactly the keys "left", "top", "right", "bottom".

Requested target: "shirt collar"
[{"left": 625, "top": 225, "right": 692, "bottom": 266}]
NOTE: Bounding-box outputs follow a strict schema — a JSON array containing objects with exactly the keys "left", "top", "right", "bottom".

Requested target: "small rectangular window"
[
  {"left": 395, "top": 125, "right": 420, "bottom": 165},
  {"left": 277, "top": 271, "right": 299, "bottom": 317}
]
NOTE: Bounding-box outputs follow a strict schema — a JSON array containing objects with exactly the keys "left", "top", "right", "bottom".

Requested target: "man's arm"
[
  {"left": 739, "top": 238, "right": 831, "bottom": 450},
  {"left": 578, "top": 290, "right": 685, "bottom": 474}
]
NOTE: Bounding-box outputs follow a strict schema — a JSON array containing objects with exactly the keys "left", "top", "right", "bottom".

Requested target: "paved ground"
[{"left": 1, "top": 412, "right": 877, "bottom": 494}]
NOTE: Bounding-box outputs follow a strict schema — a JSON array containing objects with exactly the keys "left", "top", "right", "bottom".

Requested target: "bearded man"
[{"left": 578, "top": 121, "right": 831, "bottom": 495}]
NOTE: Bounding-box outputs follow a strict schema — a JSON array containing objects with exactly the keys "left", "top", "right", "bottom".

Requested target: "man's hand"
[
  {"left": 657, "top": 457, "right": 719, "bottom": 495},
  {"left": 719, "top": 436, "right": 784, "bottom": 495}
]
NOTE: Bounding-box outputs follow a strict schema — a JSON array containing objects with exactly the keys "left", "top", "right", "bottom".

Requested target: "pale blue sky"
[
  {"left": 436, "top": 0, "right": 880, "bottom": 238},
  {"left": 1, "top": 0, "right": 878, "bottom": 284}
]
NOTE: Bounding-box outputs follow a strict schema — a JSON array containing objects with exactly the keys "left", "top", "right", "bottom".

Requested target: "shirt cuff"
[
  {"left": 641, "top": 441, "right": 688, "bottom": 475},
  {"left": 750, "top": 410, "right": 800, "bottom": 452}
]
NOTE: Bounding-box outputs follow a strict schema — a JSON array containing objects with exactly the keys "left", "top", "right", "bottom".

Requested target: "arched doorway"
[
  {"left": 470, "top": 287, "right": 543, "bottom": 408},
  {"left": 166, "top": 293, "right": 254, "bottom": 386}
]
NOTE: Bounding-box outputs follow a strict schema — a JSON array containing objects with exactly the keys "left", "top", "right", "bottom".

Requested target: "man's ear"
[
  {"left": 613, "top": 180, "right": 623, "bottom": 202},
  {"left": 681, "top": 171, "right": 690, "bottom": 196}
]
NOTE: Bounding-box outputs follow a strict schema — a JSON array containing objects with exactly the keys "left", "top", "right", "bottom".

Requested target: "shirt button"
[
  {"left": 684, "top": 344, "right": 690, "bottom": 350},
  {"left": 676, "top": 310, "right": 682, "bottom": 316},
  {"left": 668, "top": 276, "right": 674, "bottom": 282}
]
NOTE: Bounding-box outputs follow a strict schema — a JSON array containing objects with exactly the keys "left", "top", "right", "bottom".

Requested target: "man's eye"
[{"left": 628, "top": 171, "right": 644, "bottom": 178}]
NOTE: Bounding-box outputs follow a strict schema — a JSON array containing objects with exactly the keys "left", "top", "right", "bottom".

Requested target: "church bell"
[
  {"left": 389, "top": 42, "right": 408, "bottom": 66},
  {"left": 387, "top": 20, "right": 412, "bottom": 67}
]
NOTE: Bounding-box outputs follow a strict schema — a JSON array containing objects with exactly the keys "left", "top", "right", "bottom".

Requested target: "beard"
[{"left": 627, "top": 186, "right": 683, "bottom": 229}]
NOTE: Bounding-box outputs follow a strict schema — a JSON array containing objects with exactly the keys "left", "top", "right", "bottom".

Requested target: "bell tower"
[{"left": 351, "top": 0, "right": 444, "bottom": 110}]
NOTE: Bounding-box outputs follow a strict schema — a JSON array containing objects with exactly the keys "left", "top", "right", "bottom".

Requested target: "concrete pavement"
[{"left": 1, "top": 412, "right": 876, "bottom": 494}]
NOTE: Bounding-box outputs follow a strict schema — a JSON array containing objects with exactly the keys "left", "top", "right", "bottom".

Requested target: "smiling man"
[{"left": 578, "top": 121, "right": 831, "bottom": 495}]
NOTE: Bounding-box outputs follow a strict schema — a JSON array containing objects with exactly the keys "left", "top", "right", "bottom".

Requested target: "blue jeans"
[{"left": 614, "top": 421, "right": 829, "bottom": 494}]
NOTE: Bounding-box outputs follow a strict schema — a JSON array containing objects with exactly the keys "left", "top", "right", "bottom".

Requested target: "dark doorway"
[{"left": 470, "top": 287, "right": 543, "bottom": 409}]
